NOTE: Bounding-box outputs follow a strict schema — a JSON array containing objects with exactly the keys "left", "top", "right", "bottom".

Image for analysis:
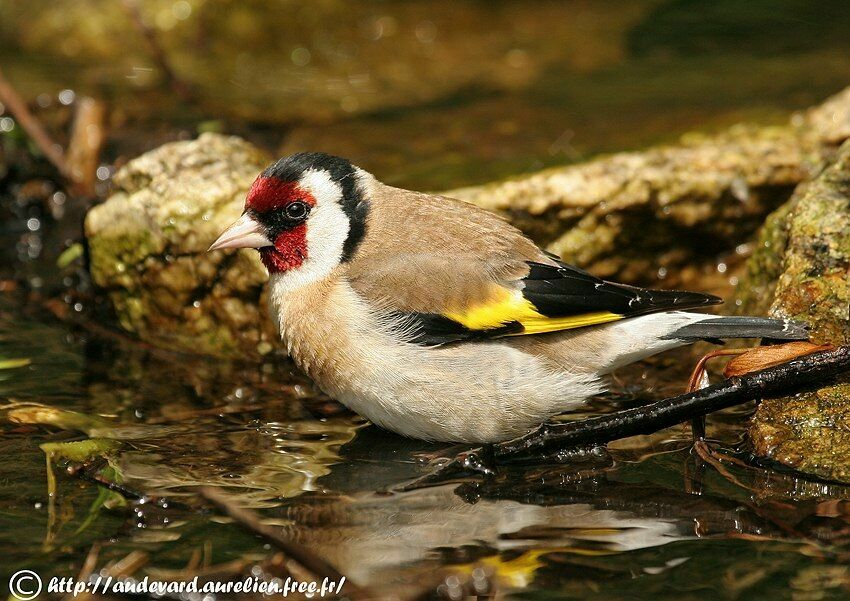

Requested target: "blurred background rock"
[{"left": 4, "top": 0, "right": 850, "bottom": 188}]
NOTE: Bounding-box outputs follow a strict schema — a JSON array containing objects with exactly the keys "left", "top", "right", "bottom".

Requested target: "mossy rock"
[
  {"left": 452, "top": 87, "right": 850, "bottom": 285},
  {"left": 85, "top": 133, "right": 277, "bottom": 358},
  {"left": 85, "top": 88, "right": 850, "bottom": 359},
  {"left": 741, "top": 138, "right": 850, "bottom": 482}
]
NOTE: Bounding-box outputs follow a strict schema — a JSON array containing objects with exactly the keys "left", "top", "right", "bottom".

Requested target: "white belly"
[{"left": 267, "top": 274, "right": 602, "bottom": 443}]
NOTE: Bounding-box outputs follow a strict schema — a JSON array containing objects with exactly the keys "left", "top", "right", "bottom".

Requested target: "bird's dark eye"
[{"left": 284, "top": 201, "right": 309, "bottom": 221}]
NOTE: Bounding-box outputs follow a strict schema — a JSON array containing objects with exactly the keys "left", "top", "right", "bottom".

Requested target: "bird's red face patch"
[
  {"left": 246, "top": 176, "right": 317, "bottom": 274},
  {"left": 259, "top": 226, "right": 308, "bottom": 273},
  {"left": 245, "top": 176, "right": 316, "bottom": 213}
]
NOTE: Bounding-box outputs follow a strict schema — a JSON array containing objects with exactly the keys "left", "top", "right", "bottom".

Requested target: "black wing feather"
[
  {"left": 522, "top": 261, "right": 721, "bottom": 317},
  {"left": 395, "top": 260, "right": 721, "bottom": 347},
  {"left": 395, "top": 312, "right": 523, "bottom": 346}
]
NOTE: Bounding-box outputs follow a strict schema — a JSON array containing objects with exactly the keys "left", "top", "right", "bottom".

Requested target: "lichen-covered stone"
[
  {"left": 85, "top": 133, "right": 276, "bottom": 358},
  {"left": 452, "top": 87, "right": 850, "bottom": 284},
  {"left": 749, "top": 383, "right": 850, "bottom": 483},
  {"left": 742, "top": 139, "right": 850, "bottom": 482}
]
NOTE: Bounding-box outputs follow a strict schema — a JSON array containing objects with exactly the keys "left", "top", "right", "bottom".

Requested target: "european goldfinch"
[{"left": 209, "top": 153, "right": 807, "bottom": 443}]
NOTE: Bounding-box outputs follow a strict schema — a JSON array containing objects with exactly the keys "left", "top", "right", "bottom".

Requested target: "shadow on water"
[{"left": 3, "top": 0, "right": 850, "bottom": 598}]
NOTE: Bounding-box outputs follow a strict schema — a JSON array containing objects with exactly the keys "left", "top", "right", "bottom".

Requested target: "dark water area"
[{"left": 3, "top": 0, "right": 850, "bottom": 598}]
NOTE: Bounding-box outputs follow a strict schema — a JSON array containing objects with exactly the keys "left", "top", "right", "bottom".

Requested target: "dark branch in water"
[
  {"left": 197, "top": 486, "right": 364, "bottom": 597},
  {"left": 66, "top": 461, "right": 145, "bottom": 501},
  {"left": 407, "top": 345, "right": 850, "bottom": 485}
]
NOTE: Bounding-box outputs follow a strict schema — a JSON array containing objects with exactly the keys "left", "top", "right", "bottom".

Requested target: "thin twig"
[
  {"left": 64, "top": 545, "right": 101, "bottom": 601},
  {"left": 66, "top": 96, "right": 107, "bottom": 197},
  {"left": 410, "top": 345, "right": 850, "bottom": 484},
  {"left": 76, "top": 551, "right": 149, "bottom": 601},
  {"left": 0, "top": 66, "right": 69, "bottom": 177},
  {"left": 496, "top": 345, "right": 850, "bottom": 460},
  {"left": 43, "top": 298, "right": 194, "bottom": 362},
  {"left": 66, "top": 461, "right": 145, "bottom": 500},
  {"left": 197, "top": 486, "right": 364, "bottom": 596}
]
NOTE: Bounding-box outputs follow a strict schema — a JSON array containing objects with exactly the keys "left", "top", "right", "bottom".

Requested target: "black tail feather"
[{"left": 662, "top": 316, "right": 810, "bottom": 342}]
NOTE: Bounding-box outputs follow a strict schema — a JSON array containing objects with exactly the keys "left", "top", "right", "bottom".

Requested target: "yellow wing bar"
[{"left": 442, "top": 288, "right": 623, "bottom": 335}]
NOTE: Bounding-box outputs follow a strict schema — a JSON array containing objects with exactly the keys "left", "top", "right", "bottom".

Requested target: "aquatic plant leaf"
[
  {"left": 74, "top": 465, "right": 128, "bottom": 536},
  {"left": 0, "top": 358, "right": 31, "bottom": 369},
  {"left": 40, "top": 438, "right": 121, "bottom": 464},
  {"left": 4, "top": 402, "right": 113, "bottom": 435},
  {"left": 56, "top": 242, "right": 84, "bottom": 268}
]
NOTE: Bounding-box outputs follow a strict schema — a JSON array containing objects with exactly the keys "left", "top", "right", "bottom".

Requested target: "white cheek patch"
[{"left": 272, "top": 168, "right": 351, "bottom": 291}]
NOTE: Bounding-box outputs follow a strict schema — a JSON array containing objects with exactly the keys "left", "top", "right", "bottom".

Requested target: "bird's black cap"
[{"left": 263, "top": 152, "right": 369, "bottom": 261}]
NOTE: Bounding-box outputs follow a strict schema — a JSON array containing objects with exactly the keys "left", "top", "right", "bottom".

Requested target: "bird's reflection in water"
[{"left": 236, "top": 424, "right": 850, "bottom": 590}]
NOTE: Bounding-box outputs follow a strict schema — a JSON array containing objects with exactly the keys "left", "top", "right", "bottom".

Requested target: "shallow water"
[
  {"left": 4, "top": 280, "right": 850, "bottom": 598},
  {"left": 3, "top": 0, "right": 850, "bottom": 598}
]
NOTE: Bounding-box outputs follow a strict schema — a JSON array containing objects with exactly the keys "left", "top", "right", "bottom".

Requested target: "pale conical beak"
[{"left": 208, "top": 213, "right": 272, "bottom": 251}]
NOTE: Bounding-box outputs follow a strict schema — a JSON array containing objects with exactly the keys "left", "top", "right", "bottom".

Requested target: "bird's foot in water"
[
  {"left": 685, "top": 348, "right": 748, "bottom": 441},
  {"left": 412, "top": 443, "right": 472, "bottom": 465},
  {"left": 397, "top": 445, "right": 497, "bottom": 492},
  {"left": 684, "top": 342, "right": 832, "bottom": 441}
]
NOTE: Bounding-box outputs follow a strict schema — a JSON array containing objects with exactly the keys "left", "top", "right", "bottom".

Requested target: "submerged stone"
[{"left": 741, "top": 138, "right": 850, "bottom": 482}]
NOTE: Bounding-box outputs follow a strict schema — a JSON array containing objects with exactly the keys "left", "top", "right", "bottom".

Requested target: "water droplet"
[
  {"left": 369, "top": 15, "right": 397, "bottom": 40},
  {"left": 415, "top": 20, "right": 437, "bottom": 43},
  {"left": 172, "top": 0, "right": 192, "bottom": 20},
  {"left": 58, "top": 89, "right": 76, "bottom": 105},
  {"left": 291, "top": 47, "right": 311, "bottom": 66}
]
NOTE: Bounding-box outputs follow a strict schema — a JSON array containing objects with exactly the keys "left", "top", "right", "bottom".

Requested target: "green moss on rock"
[
  {"left": 742, "top": 138, "right": 850, "bottom": 482},
  {"left": 85, "top": 133, "right": 276, "bottom": 358}
]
